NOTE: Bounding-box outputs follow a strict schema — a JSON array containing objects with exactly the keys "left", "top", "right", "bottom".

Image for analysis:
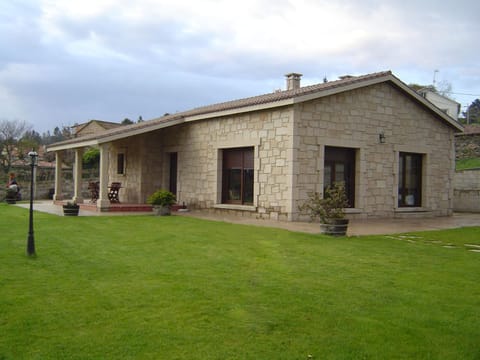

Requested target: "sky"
[{"left": 1, "top": 0, "right": 479, "bottom": 133}]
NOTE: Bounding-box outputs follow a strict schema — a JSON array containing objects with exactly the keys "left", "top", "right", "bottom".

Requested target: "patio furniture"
[
  {"left": 88, "top": 181, "right": 99, "bottom": 203},
  {"left": 108, "top": 182, "right": 122, "bottom": 203}
]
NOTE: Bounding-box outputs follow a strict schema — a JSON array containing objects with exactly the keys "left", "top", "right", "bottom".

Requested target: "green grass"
[
  {"left": 1, "top": 204, "right": 480, "bottom": 359},
  {"left": 456, "top": 157, "right": 480, "bottom": 170}
]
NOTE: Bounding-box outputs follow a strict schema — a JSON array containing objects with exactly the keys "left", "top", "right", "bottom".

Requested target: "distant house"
[
  {"left": 417, "top": 87, "right": 460, "bottom": 120},
  {"left": 72, "top": 120, "right": 122, "bottom": 138},
  {"left": 47, "top": 71, "right": 463, "bottom": 220}
]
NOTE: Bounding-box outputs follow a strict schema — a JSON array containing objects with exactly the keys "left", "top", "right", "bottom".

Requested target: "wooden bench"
[
  {"left": 88, "top": 181, "right": 99, "bottom": 203},
  {"left": 108, "top": 182, "right": 122, "bottom": 203}
]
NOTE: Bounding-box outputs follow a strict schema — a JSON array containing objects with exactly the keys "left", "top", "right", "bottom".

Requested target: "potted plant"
[
  {"left": 63, "top": 201, "right": 80, "bottom": 216},
  {"left": 147, "top": 189, "right": 176, "bottom": 216},
  {"left": 299, "top": 182, "right": 350, "bottom": 236}
]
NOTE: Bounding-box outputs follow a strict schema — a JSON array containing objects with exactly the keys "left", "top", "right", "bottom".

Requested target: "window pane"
[
  {"left": 324, "top": 164, "right": 332, "bottom": 188},
  {"left": 243, "top": 169, "right": 254, "bottom": 204},
  {"left": 399, "top": 152, "right": 422, "bottom": 207},
  {"left": 227, "top": 169, "right": 242, "bottom": 201},
  {"left": 222, "top": 147, "right": 254, "bottom": 205},
  {"left": 324, "top": 147, "right": 355, "bottom": 207},
  {"left": 334, "top": 163, "right": 345, "bottom": 185},
  {"left": 117, "top": 153, "right": 124, "bottom": 174}
]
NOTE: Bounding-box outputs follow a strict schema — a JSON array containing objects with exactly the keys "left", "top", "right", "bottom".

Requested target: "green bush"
[
  {"left": 147, "top": 189, "right": 176, "bottom": 206},
  {"left": 299, "top": 182, "right": 349, "bottom": 223}
]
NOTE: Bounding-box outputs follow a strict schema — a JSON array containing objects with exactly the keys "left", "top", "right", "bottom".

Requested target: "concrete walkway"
[
  {"left": 15, "top": 201, "right": 480, "bottom": 236},
  {"left": 179, "top": 210, "right": 480, "bottom": 236}
]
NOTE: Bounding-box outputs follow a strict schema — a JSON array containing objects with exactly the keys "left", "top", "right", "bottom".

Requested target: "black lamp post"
[{"left": 27, "top": 150, "right": 38, "bottom": 257}]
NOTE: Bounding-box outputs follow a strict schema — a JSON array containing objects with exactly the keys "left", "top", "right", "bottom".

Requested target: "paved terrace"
[{"left": 14, "top": 201, "right": 480, "bottom": 236}]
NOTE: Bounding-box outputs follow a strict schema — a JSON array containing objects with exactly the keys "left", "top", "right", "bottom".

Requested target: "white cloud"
[{"left": 0, "top": 0, "right": 479, "bottom": 132}]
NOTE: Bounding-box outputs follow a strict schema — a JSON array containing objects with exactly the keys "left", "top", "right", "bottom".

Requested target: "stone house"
[
  {"left": 417, "top": 87, "right": 461, "bottom": 120},
  {"left": 47, "top": 71, "right": 463, "bottom": 220},
  {"left": 72, "top": 120, "right": 122, "bottom": 137}
]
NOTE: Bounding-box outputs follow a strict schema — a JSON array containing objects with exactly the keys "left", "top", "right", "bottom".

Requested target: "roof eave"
[
  {"left": 185, "top": 99, "right": 294, "bottom": 122},
  {"left": 46, "top": 117, "right": 185, "bottom": 152},
  {"left": 47, "top": 139, "right": 99, "bottom": 152},
  {"left": 386, "top": 74, "right": 464, "bottom": 132}
]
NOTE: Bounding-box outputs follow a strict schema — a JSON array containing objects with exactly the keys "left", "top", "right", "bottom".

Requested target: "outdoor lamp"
[
  {"left": 379, "top": 131, "right": 386, "bottom": 144},
  {"left": 26, "top": 150, "right": 38, "bottom": 257}
]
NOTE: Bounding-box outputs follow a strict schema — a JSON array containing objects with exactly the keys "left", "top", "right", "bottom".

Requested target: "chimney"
[{"left": 285, "top": 73, "right": 303, "bottom": 90}]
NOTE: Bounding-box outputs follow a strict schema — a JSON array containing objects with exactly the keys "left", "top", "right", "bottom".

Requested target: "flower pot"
[
  {"left": 63, "top": 205, "right": 80, "bottom": 216},
  {"left": 153, "top": 205, "right": 171, "bottom": 216},
  {"left": 320, "top": 218, "right": 349, "bottom": 236}
]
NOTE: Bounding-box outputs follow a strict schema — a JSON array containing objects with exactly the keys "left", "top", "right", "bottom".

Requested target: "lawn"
[
  {"left": 1, "top": 204, "right": 479, "bottom": 359},
  {"left": 456, "top": 157, "right": 480, "bottom": 171}
]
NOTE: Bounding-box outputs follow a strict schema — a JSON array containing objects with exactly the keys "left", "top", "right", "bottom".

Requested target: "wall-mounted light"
[{"left": 379, "top": 131, "right": 386, "bottom": 144}]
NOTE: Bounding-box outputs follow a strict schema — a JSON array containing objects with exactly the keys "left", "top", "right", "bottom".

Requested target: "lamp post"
[{"left": 27, "top": 150, "right": 38, "bottom": 257}]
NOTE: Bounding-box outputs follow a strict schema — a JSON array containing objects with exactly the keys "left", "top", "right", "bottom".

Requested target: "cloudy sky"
[{"left": 1, "top": 0, "right": 479, "bottom": 133}]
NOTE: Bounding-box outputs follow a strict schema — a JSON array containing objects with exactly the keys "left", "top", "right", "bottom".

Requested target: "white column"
[
  {"left": 73, "top": 148, "right": 84, "bottom": 203},
  {"left": 97, "top": 143, "right": 110, "bottom": 210},
  {"left": 53, "top": 151, "right": 63, "bottom": 201}
]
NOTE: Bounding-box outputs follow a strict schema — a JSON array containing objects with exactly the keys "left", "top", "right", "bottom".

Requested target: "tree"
[
  {"left": 82, "top": 147, "right": 100, "bottom": 169},
  {"left": 408, "top": 82, "right": 454, "bottom": 100},
  {"left": 0, "top": 119, "right": 32, "bottom": 174},
  {"left": 121, "top": 118, "right": 134, "bottom": 125},
  {"left": 462, "top": 99, "right": 480, "bottom": 124}
]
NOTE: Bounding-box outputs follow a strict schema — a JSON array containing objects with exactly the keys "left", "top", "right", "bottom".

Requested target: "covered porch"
[
  {"left": 46, "top": 118, "right": 185, "bottom": 212},
  {"left": 48, "top": 142, "right": 131, "bottom": 212}
]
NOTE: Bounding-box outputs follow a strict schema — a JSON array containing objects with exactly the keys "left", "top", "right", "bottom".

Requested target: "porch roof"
[{"left": 46, "top": 70, "right": 464, "bottom": 152}]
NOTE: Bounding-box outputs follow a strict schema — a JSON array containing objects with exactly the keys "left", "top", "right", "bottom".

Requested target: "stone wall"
[
  {"left": 453, "top": 131, "right": 480, "bottom": 212},
  {"left": 294, "top": 82, "right": 455, "bottom": 219},
  {"left": 2, "top": 167, "right": 98, "bottom": 202},
  {"left": 453, "top": 169, "right": 480, "bottom": 212},
  {"left": 106, "top": 109, "right": 294, "bottom": 220},
  {"left": 101, "top": 81, "right": 456, "bottom": 220},
  {"left": 455, "top": 134, "right": 480, "bottom": 159}
]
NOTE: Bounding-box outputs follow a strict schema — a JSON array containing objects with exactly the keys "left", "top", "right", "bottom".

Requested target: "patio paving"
[{"left": 14, "top": 201, "right": 480, "bottom": 236}]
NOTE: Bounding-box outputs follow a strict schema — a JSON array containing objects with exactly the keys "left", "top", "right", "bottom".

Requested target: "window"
[
  {"left": 324, "top": 146, "right": 355, "bottom": 207},
  {"left": 398, "top": 152, "right": 422, "bottom": 207},
  {"left": 222, "top": 147, "right": 254, "bottom": 205},
  {"left": 117, "top": 153, "right": 125, "bottom": 175},
  {"left": 169, "top": 152, "right": 178, "bottom": 196}
]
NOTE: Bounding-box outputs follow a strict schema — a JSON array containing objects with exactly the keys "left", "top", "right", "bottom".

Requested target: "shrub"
[
  {"left": 299, "top": 182, "right": 349, "bottom": 223},
  {"left": 147, "top": 190, "right": 176, "bottom": 207}
]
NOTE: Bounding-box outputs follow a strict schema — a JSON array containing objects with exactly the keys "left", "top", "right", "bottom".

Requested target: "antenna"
[{"left": 433, "top": 69, "right": 439, "bottom": 86}]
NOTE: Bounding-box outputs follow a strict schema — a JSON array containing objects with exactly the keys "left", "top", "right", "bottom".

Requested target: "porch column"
[
  {"left": 73, "top": 148, "right": 84, "bottom": 203},
  {"left": 97, "top": 143, "right": 110, "bottom": 211},
  {"left": 53, "top": 151, "right": 63, "bottom": 201}
]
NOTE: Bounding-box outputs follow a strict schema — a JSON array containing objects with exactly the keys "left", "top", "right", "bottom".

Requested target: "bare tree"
[{"left": 0, "top": 119, "right": 32, "bottom": 174}]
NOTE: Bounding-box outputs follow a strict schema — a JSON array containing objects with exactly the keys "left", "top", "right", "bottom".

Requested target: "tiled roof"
[
  {"left": 48, "top": 70, "right": 462, "bottom": 149},
  {"left": 48, "top": 71, "right": 393, "bottom": 149},
  {"left": 181, "top": 70, "right": 392, "bottom": 117}
]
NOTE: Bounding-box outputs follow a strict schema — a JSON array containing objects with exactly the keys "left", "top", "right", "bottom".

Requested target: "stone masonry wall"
[
  {"left": 453, "top": 169, "right": 480, "bottom": 212},
  {"left": 104, "top": 82, "right": 456, "bottom": 220},
  {"left": 107, "top": 109, "right": 294, "bottom": 220},
  {"left": 294, "top": 82, "right": 455, "bottom": 219},
  {"left": 453, "top": 133, "right": 480, "bottom": 212},
  {"left": 455, "top": 134, "right": 480, "bottom": 159}
]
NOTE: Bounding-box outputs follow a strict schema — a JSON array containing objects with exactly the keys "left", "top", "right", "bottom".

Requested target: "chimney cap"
[
  {"left": 285, "top": 72, "right": 303, "bottom": 90},
  {"left": 285, "top": 72, "right": 303, "bottom": 79}
]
